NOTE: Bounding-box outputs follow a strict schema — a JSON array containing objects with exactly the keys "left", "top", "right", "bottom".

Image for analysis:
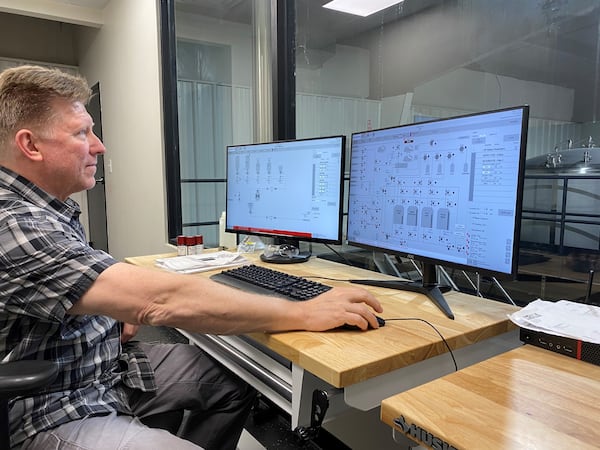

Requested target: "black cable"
[
  {"left": 385, "top": 318, "right": 458, "bottom": 372},
  {"left": 302, "top": 276, "right": 459, "bottom": 371},
  {"left": 305, "top": 275, "right": 349, "bottom": 282},
  {"left": 323, "top": 243, "right": 361, "bottom": 268}
]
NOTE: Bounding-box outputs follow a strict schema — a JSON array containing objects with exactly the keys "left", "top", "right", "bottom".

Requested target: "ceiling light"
[{"left": 323, "top": 0, "right": 403, "bottom": 17}]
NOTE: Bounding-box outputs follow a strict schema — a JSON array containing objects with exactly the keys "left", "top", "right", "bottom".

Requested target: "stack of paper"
[
  {"left": 155, "top": 251, "right": 249, "bottom": 274},
  {"left": 509, "top": 299, "right": 600, "bottom": 344}
]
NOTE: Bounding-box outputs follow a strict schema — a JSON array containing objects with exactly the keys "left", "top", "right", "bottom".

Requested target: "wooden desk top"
[
  {"left": 381, "top": 345, "right": 600, "bottom": 450},
  {"left": 125, "top": 252, "right": 519, "bottom": 388}
]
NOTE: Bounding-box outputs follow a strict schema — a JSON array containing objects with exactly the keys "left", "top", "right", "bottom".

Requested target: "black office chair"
[{"left": 0, "top": 360, "right": 59, "bottom": 449}]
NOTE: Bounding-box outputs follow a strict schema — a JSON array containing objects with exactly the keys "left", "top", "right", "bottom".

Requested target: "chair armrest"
[{"left": 0, "top": 361, "right": 59, "bottom": 399}]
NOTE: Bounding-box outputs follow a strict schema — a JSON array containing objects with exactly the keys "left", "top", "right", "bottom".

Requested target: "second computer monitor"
[
  {"left": 346, "top": 106, "right": 529, "bottom": 318},
  {"left": 226, "top": 135, "right": 346, "bottom": 263}
]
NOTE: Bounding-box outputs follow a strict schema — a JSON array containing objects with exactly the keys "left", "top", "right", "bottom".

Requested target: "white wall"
[
  {"left": 381, "top": 93, "right": 413, "bottom": 127},
  {"left": 176, "top": 11, "right": 371, "bottom": 100},
  {"left": 412, "top": 67, "right": 575, "bottom": 122},
  {"left": 296, "top": 44, "right": 370, "bottom": 98},
  {"left": 76, "top": 0, "right": 173, "bottom": 261},
  {"left": 175, "top": 11, "right": 253, "bottom": 88}
]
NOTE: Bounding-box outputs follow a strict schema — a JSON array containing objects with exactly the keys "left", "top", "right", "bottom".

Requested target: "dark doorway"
[{"left": 86, "top": 83, "right": 109, "bottom": 252}]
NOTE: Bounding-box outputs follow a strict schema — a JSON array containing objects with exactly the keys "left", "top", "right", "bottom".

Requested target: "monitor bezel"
[
  {"left": 347, "top": 105, "right": 530, "bottom": 280},
  {"left": 225, "top": 134, "right": 347, "bottom": 247}
]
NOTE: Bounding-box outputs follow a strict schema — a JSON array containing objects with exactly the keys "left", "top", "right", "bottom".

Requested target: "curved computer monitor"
[
  {"left": 225, "top": 135, "right": 346, "bottom": 263},
  {"left": 346, "top": 106, "right": 529, "bottom": 318}
]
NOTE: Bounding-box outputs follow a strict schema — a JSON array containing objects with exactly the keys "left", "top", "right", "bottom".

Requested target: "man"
[{"left": 0, "top": 65, "right": 382, "bottom": 449}]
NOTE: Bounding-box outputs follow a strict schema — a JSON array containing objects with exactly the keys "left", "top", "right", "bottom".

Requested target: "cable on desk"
[
  {"left": 306, "top": 276, "right": 351, "bottom": 282},
  {"left": 302, "top": 276, "right": 458, "bottom": 371},
  {"left": 386, "top": 318, "right": 458, "bottom": 372}
]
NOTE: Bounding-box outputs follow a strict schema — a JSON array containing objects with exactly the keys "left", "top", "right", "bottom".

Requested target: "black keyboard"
[{"left": 210, "top": 264, "right": 332, "bottom": 301}]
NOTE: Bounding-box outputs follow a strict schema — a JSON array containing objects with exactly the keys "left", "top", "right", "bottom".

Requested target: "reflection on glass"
[
  {"left": 173, "top": 1, "right": 265, "bottom": 246},
  {"left": 295, "top": 0, "right": 600, "bottom": 305}
]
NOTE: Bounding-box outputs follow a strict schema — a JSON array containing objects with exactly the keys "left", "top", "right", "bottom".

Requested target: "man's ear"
[{"left": 14, "top": 129, "right": 44, "bottom": 161}]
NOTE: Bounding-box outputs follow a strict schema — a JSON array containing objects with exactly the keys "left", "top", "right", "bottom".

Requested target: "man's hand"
[
  {"left": 300, "top": 285, "right": 383, "bottom": 331},
  {"left": 121, "top": 323, "right": 140, "bottom": 343}
]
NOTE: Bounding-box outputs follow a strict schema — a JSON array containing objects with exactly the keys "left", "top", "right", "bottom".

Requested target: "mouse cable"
[
  {"left": 386, "top": 318, "right": 458, "bottom": 372},
  {"left": 304, "top": 277, "right": 458, "bottom": 371},
  {"left": 305, "top": 275, "right": 354, "bottom": 282}
]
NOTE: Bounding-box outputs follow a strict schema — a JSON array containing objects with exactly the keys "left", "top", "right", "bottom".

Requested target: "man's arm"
[{"left": 68, "top": 262, "right": 383, "bottom": 333}]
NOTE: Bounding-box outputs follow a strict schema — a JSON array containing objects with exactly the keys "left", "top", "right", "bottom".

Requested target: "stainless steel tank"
[
  {"left": 525, "top": 147, "right": 600, "bottom": 175},
  {"left": 521, "top": 146, "right": 600, "bottom": 272}
]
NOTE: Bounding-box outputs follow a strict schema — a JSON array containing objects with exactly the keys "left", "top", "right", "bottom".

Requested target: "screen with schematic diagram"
[
  {"left": 347, "top": 106, "right": 529, "bottom": 279},
  {"left": 225, "top": 135, "right": 346, "bottom": 249}
]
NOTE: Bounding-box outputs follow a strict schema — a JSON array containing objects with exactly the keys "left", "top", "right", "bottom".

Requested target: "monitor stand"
[
  {"left": 260, "top": 239, "right": 311, "bottom": 264},
  {"left": 260, "top": 251, "right": 311, "bottom": 264},
  {"left": 349, "top": 263, "right": 455, "bottom": 320}
]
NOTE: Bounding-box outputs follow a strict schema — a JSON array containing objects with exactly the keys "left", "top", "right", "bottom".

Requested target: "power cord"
[{"left": 323, "top": 243, "right": 363, "bottom": 268}]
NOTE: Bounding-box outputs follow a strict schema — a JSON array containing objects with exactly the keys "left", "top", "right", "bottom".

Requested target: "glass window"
[
  {"left": 294, "top": 0, "right": 600, "bottom": 305},
  {"left": 163, "top": 0, "right": 269, "bottom": 247},
  {"left": 161, "top": 0, "right": 599, "bottom": 305}
]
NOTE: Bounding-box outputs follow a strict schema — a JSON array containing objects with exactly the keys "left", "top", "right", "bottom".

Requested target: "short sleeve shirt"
[{"left": 0, "top": 166, "right": 156, "bottom": 447}]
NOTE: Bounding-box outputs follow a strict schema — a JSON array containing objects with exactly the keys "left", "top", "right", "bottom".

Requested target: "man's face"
[{"left": 35, "top": 98, "right": 106, "bottom": 200}]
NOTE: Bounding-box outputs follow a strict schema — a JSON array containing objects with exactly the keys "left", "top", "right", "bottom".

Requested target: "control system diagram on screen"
[
  {"left": 227, "top": 138, "right": 343, "bottom": 240},
  {"left": 348, "top": 112, "right": 523, "bottom": 272}
]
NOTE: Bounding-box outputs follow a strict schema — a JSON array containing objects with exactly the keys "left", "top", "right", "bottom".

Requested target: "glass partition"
[
  {"left": 294, "top": 0, "right": 600, "bottom": 305},
  {"left": 164, "top": 0, "right": 271, "bottom": 247},
  {"left": 161, "top": 0, "right": 600, "bottom": 305}
]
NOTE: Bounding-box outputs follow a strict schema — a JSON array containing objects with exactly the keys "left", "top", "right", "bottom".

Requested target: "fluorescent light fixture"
[{"left": 323, "top": 0, "right": 403, "bottom": 17}]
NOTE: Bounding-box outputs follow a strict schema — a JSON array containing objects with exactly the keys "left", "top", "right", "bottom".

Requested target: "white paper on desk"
[
  {"left": 155, "top": 251, "right": 249, "bottom": 274},
  {"left": 508, "top": 299, "right": 600, "bottom": 344}
]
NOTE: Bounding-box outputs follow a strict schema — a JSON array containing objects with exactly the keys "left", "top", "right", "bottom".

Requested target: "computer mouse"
[{"left": 341, "top": 315, "right": 385, "bottom": 331}]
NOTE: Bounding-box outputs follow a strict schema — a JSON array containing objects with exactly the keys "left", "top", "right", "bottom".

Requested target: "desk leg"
[
  {"left": 291, "top": 363, "right": 311, "bottom": 429},
  {"left": 291, "top": 363, "right": 347, "bottom": 430},
  {"left": 392, "top": 428, "right": 422, "bottom": 448}
]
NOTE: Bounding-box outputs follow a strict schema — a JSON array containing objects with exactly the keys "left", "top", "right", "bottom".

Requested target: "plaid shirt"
[{"left": 0, "top": 166, "right": 157, "bottom": 447}]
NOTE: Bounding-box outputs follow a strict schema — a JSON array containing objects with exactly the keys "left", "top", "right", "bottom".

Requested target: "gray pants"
[{"left": 20, "top": 342, "right": 256, "bottom": 450}]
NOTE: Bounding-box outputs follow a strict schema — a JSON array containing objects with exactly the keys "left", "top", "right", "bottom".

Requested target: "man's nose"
[{"left": 91, "top": 133, "right": 106, "bottom": 154}]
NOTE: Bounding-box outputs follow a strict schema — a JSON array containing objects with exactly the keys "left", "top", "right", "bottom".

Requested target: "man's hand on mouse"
[{"left": 297, "top": 285, "right": 383, "bottom": 331}]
